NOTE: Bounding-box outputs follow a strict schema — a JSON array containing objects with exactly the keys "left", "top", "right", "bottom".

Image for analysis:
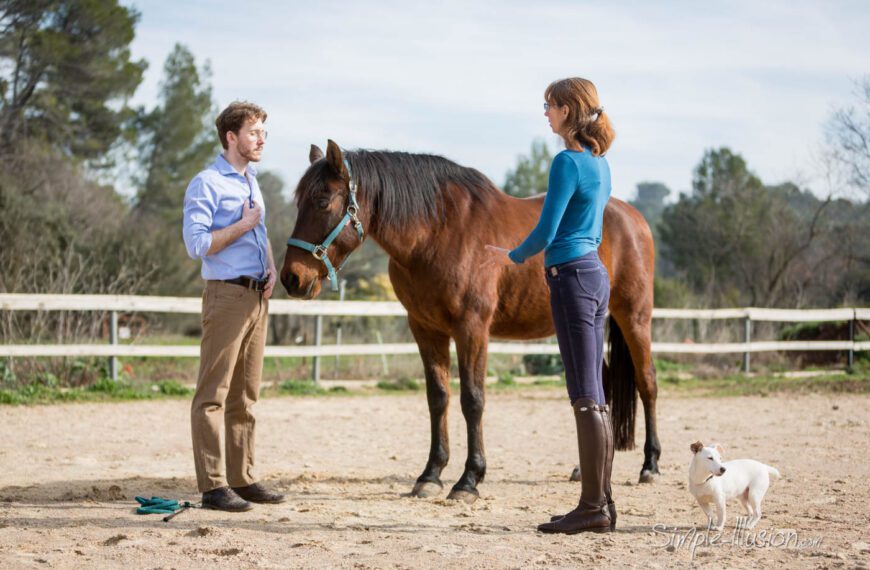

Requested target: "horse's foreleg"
[
  {"left": 408, "top": 319, "right": 451, "bottom": 498},
  {"left": 447, "top": 325, "right": 488, "bottom": 504}
]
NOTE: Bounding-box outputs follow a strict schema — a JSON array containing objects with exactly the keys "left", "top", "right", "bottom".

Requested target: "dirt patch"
[
  {"left": 0, "top": 390, "right": 867, "bottom": 568},
  {"left": 61, "top": 484, "right": 126, "bottom": 502},
  {"left": 102, "top": 534, "right": 128, "bottom": 546},
  {"left": 188, "top": 526, "right": 214, "bottom": 537}
]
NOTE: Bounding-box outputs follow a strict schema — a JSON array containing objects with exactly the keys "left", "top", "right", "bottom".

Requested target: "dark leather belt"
[
  {"left": 547, "top": 255, "right": 602, "bottom": 277},
  {"left": 222, "top": 275, "right": 268, "bottom": 292}
]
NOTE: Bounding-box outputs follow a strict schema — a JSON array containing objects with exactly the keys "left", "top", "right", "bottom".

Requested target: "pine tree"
[
  {"left": 134, "top": 43, "right": 217, "bottom": 224},
  {"left": 0, "top": 0, "right": 146, "bottom": 162}
]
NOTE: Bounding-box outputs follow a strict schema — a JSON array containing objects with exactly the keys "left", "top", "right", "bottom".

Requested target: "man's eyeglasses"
[{"left": 247, "top": 129, "right": 268, "bottom": 141}]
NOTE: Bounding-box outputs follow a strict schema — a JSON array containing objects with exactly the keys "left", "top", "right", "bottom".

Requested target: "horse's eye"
[{"left": 316, "top": 197, "right": 331, "bottom": 210}]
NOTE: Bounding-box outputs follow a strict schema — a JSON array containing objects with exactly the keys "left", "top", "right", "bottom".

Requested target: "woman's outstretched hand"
[{"left": 483, "top": 245, "right": 513, "bottom": 270}]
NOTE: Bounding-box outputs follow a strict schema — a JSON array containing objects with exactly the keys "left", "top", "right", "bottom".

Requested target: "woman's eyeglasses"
[{"left": 543, "top": 103, "right": 551, "bottom": 112}]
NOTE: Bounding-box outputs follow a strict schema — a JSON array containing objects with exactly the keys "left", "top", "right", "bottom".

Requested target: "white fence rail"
[{"left": 1, "top": 294, "right": 867, "bottom": 380}]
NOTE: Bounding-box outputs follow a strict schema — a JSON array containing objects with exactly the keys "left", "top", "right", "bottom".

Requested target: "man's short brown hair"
[{"left": 215, "top": 101, "right": 268, "bottom": 149}]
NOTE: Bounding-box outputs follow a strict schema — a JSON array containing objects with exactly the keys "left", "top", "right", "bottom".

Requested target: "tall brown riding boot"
[
  {"left": 549, "top": 404, "right": 617, "bottom": 530},
  {"left": 537, "top": 399, "right": 612, "bottom": 534},
  {"left": 600, "top": 404, "right": 616, "bottom": 529}
]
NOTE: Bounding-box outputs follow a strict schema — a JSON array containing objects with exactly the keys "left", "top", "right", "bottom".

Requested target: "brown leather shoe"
[
  {"left": 538, "top": 399, "right": 612, "bottom": 534},
  {"left": 202, "top": 486, "right": 253, "bottom": 512},
  {"left": 231, "top": 482, "right": 286, "bottom": 504}
]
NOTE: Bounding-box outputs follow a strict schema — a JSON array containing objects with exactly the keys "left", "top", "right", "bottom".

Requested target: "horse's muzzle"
[{"left": 282, "top": 272, "right": 318, "bottom": 299}]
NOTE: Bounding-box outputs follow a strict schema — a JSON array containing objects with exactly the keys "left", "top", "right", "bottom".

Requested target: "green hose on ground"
[{"left": 135, "top": 496, "right": 195, "bottom": 521}]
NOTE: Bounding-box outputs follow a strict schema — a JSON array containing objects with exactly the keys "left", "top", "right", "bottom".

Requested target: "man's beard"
[{"left": 239, "top": 144, "right": 262, "bottom": 163}]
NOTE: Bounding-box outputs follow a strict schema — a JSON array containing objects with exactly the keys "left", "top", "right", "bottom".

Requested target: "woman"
[{"left": 486, "top": 77, "right": 616, "bottom": 534}]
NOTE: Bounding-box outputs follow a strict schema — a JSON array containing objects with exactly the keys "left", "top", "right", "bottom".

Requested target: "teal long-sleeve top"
[{"left": 508, "top": 148, "right": 611, "bottom": 267}]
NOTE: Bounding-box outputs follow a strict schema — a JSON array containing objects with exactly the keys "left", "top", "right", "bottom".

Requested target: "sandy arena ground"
[{"left": 0, "top": 389, "right": 868, "bottom": 569}]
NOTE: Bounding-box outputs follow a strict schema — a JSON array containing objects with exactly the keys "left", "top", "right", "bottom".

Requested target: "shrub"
[{"left": 523, "top": 354, "right": 563, "bottom": 375}]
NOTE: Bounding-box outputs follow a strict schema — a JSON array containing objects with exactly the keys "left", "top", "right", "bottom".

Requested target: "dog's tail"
[{"left": 766, "top": 465, "right": 781, "bottom": 479}]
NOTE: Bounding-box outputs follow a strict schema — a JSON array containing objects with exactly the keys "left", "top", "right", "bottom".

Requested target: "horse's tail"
[{"left": 606, "top": 316, "right": 637, "bottom": 450}]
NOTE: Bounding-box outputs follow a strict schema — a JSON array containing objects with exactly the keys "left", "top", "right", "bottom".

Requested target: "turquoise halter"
[{"left": 286, "top": 158, "right": 365, "bottom": 291}]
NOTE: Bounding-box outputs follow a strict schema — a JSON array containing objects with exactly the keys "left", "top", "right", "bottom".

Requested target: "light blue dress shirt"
[{"left": 182, "top": 154, "right": 269, "bottom": 280}]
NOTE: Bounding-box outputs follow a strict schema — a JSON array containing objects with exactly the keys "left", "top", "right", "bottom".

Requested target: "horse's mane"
[{"left": 297, "top": 150, "right": 500, "bottom": 233}]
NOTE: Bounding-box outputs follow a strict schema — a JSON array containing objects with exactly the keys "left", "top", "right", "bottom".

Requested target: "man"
[{"left": 182, "top": 101, "right": 284, "bottom": 511}]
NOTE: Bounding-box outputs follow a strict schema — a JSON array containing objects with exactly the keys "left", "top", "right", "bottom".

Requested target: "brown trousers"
[{"left": 191, "top": 280, "right": 268, "bottom": 492}]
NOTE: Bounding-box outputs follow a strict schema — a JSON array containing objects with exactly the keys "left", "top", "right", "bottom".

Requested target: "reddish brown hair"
[
  {"left": 545, "top": 78, "right": 615, "bottom": 156},
  {"left": 215, "top": 101, "right": 268, "bottom": 149}
]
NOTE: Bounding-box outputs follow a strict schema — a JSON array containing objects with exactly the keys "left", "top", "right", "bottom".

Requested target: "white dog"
[{"left": 688, "top": 441, "right": 780, "bottom": 530}]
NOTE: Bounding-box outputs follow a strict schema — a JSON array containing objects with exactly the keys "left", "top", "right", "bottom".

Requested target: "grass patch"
[
  {"left": 0, "top": 377, "right": 198, "bottom": 405},
  {"left": 532, "top": 377, "right": 565, "bottom": 388},
  {"left": 490, "top": 371, "right": 523, "bottom": 391},
  {"left": 376, "top": 377, "right": 421, "bottom": 391},
  {"left": 155, "top": 380, "right": 193, "bottom": 396},
  {"left": 3, "top": 359, "right": 866, "bottom": 406},
  {"left": 278, "top": 379, "right": 328, "bottom": 396},
  {"left": 496, "top": 372, "right": 516, "bottom": 387},
  {"left": 0, "top": 384, "right": 83, "bottom": 405},
  {"left": 660, "top": 371, "right": 870, "bottom": 397},
  {"left": 654, "top": 357, "right": 691, "bottom": 374}
]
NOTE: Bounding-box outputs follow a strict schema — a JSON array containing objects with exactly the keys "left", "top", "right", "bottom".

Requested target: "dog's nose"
[{"left": 719, "top": 467, "right": 726, "bottom": 475}]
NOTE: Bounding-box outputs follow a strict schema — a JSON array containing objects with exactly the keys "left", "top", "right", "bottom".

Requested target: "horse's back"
[
  {"left": 490, "top": 196, "right": 654, "bottom": 338},
  {"left": 501, "top": 194, "right": 654, "bottom": 284},
  {"left": 601, "top": 198, "right": 656, "bottom": 319}
]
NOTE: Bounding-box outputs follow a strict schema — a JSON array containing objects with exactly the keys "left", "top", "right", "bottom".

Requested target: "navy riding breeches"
[{"left": 545, "top": 250, "right": 610, "bottom": 406}]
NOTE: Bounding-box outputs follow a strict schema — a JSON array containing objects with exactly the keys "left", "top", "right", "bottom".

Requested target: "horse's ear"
[
  {"left": 309, "top": 144, "right": 324, "bottom": 164},
  {"left": 326, "top": 139, "right": 349, "bottom": 181},
  {"left": 690, "top": 441, "right": 704, "bottom": 454}
]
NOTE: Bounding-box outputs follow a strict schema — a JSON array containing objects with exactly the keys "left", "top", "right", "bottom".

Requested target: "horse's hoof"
[
  {"left": 638, "top": 469, "right": 659, "bottom": 484},
  {"left": 569, "top": 465, "right": 582, "bottom": 482},
  {"left": 446, "top": 488, "right": 479, "bottom": 504},
  {"left": 409, "top": 480, "right": 443, "bottom": 498}
]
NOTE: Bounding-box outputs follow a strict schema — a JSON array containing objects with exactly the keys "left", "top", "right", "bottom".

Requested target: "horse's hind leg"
[
  {"left": 446, "top": 323, "right": 489, "bottom": 504},
  {"left": 408, "top": 319, "right": 452, "bottom": 498},
  {"left": 619, "top": 313, "right": 661, "bottom": 483}
]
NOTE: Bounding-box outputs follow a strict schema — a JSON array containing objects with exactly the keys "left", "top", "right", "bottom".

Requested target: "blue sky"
[{"left": 125, "top": 0, "right": 869, "bottom": 200}]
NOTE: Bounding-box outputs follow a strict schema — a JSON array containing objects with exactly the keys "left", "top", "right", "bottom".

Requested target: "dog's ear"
[
  {"left": 714, "top": 443, "right": 724, "bottom": 457},
  {"left": 690, "top": 441, "right": 704, "bottom": 454}
]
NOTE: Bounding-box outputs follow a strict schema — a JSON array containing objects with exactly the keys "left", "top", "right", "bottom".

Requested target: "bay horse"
[{"left": 281, "top": 140, "right": 660, "bottom": 503}]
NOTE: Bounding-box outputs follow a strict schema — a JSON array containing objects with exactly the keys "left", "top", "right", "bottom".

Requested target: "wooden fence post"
[
  {"left": 848, "top": 310, "right": 855, "bottom": 371},
  {"left": 109, "top": 310, "right": 118, "bottom": 381},
  {"left": 743, "top": 315, "right": 751, "bottom": 374},
  {"left": 335, "top": 279, "right": 346, "bottom": 378},
  {"left": 313, "top": 315, "right": 323, "bottom": 385}
]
